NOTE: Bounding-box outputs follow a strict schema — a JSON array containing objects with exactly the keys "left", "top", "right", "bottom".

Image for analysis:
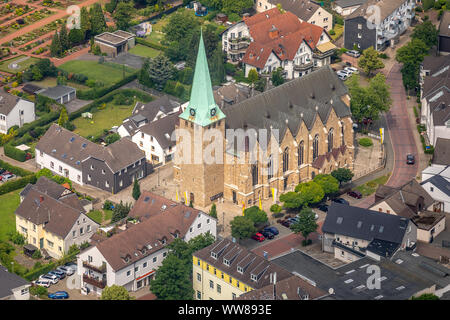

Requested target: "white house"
[
  {"left": 77, "top": 192, "right": 217, "bottom": 295},
  {"left": 0, "top": 266, "right": 30, "bottom": 300},
  {"left": 421, "top": 174, "right": 450, "bottom": 213},
  {"left": 0, "top": 92, "right": 35, "bottom": 134}
]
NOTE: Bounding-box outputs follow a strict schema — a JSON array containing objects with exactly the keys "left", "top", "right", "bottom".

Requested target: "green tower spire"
[{"left": 179, "top": 30, "right": 225, "bottom": 127}]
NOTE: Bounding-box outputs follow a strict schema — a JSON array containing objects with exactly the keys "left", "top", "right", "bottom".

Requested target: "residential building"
[
  {"left": 222, "top": 8, "right": 336, "bottom": 79},
  {"left": 322, "top": 203, "right": 417, "bottom": 262},
  {"left": 273, "top": 249, "right": 449, "bottom": 299},
  {"left": 0, "top": 266, "right": 30, "bottom": 300},
  {"left": 0, "top": 91, "right": 35, "bottom": 134},
  {"left": 37, "top": 85, "right": 76, "bottom": 104},
  {"left": 255, "top": 0, "right": 333, "bottom": 30},
  {"left": 369, "top": 179, "right": 445, "bottom": 243},
  {"left": 15, "top": 178, "right": 99, "bottom": 258},
  {"left": 344, "top": 0, "right": 415, "bottom": 51},
  {"left": 420, "top": 55, "right": 450, "bottom": 146},
  {"left": 35, "top": 124, "right": 148, "bottom": 193},
  {"left": 94, "top": 30, "right": 135, "bottom": 57},
  {"left": 175, "top": 30, "right": 354, "bottom": 208},
  {"left": 438, "top": 11, "right": 450, "bottom": 55},
  {"left": 431, "top": 137, "right": 450, "bottom": 167},
  {"left": 421, "top": 172, "right": 450, "bottom": 214},
  {"left": 193, "top": 238, "right": 292, "bottom": 300},
  {"left": 333, "top": 0, "right": 367, "bottom": 16},
  {"left": 77, "top": 192, "right": 216, "bottom": 295}
]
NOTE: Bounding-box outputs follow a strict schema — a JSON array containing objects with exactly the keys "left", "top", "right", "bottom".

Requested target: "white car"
[
  {"left": 337, "top": 73, "right": 348, "bottom": 81},
  {"left": 33, "top": 279, "right": 51, "bottom": 288},
  {"left": 39, "top": 274, "right": 59, "bottom": 284},
  {"left": 345, "top": 67, "right": 358, "bottom": 74},
  {"left": 338, "top": 69, "right": 352, "bottom": 76},
  {"left": 57, "top": 266, "right": 74, "bottom": 276}
]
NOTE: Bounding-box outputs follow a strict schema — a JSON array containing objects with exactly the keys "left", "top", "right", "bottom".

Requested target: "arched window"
[
  {"left": 251, "top": 163, "right": 258, "bottom": 186},
  {"left": 267, "top": 156, "right": 273, "bottom": 180},
  {"left": 283, "top": 147, "right": 289, "bottom": 173},
  {"left": 341, "top": 123, "right": 345, "bottom": 146},
  {"left": 328, "top": 128, "right": 334, "bottom": 153},
  {"left": 298, "top": 141, "right": 304, "bottom": 166},
  {"left": 313, "top": 135, "right": 319, "bottom": 161}
]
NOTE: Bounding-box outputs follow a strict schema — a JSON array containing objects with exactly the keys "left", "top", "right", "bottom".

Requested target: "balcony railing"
[
  {"left": 83, "top": 261, "right": 106, "bottom": 274},
  {"left": 83, "top": 274, "right": 106, "bottom": 289},
  {"left": 294, "top": 61, "right": 314, "bottom": 71}
]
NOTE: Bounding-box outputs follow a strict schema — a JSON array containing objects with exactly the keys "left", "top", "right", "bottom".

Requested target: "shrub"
[
  {"left": 0, "top": 174, "right": 37, "bottom": 196},
  {"left": 270, "top": 204, "right": 282, "bottom": 214},
  {"left": 0, "top": 159, "right": 34, "bottom": 177},
  {"left": 32, "top": 250, "right": 42, "bottom": 259},
  {"left": 30, "top": 285, "right": 48, "bottom": 297},
  {"left": 4, "top": 143, "right": 27, "bottom": 162},
  {"left": 329, "top": 29, "right": 336, "bottom": 35},
  {"left": 9, "top": 231, "right": 26, "bottom": 245},
  {"left": 358, "top": 137, "right": 373, "bottom": 147},
  {"left": 103, "top": 200, "right": 114, "bottom": 210}
]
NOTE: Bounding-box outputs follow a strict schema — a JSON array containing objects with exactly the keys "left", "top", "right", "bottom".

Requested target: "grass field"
[
  {"left": 59, "top": 60, "right": 136, "bottom": 86},
  {"left": 145, "top": 31, "right": 164, "bottom": 45},
  {"left": 355, "top": 174, "right": 390, "bottom": 196},
  {"left": 0, "top": 190, "right": 21, "bottom": 242},
  {"left": 31, "top": 77, "right": 89, "bottom": 91},
  {"left": 0, "top": 55, "right": 40, "bottom": 73},
  {"left": 129, "top": 44, "right": 161, "bottom": 58},
  {"left": 331, "top": 24, "right": 344, "bottom": 41},
  {"left": 73, "top": 101, "right": 136, "bottom": 138},
  {"left": 87, "top": 209, "right": 114, "bottom": 225}
]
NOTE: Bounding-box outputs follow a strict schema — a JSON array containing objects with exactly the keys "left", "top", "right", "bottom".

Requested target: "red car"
[
  {"left": 347, "top": 190, "right": 362, "bottom": 199},
  {"left": 251, "top": 233, "right": 265, "bottom": 242}
]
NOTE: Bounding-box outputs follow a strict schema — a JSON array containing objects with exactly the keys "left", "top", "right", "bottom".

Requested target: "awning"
[{"left": 316, "top": 42, "right": 337, "bottom": 53}]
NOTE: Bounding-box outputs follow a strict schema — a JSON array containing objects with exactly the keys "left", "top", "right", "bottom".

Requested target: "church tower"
[{"left": 174, "top": 31, "right": 226, "bottom": 208}]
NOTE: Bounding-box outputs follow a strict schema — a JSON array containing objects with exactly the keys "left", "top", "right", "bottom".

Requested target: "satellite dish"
[{"left": 328, "top": 288, "right": 334, "bottom": 295}]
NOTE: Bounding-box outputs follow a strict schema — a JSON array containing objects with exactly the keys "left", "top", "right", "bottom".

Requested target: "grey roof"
[
  {"left": 0, "top": 91, "right": 20, "bottom": 116},
  {"left": 139, "top": 110, "right": 181, "bottom": 150},
  {"left": 422, "top": 55, "right": 450, "bottom": 75},
  {"left": 21, "top": 176, "right": 67, "bottom": 199},
  {"left": 322, "top": 202, "right": 409, "bottom": 244},
  {"left": 37, "top": 85, "right": 76, "bottom": 100},
  {"left": 421, "top": 174, "right": 450, "bottom": 197},
  {"left": 347, "top": 0, "right": 408, "bottom": 21},
  {"left": 432, "top": 138, "right": 450, "bottom": 166},
  {"left": 335, "top": 0, "right": 367, "bottom": 8},
  {"left": 439, "top": 11, "right": 450, "bottom": 38},
  {"left": 0, "top": 266, "right": 29, "bottom": 299},
  {"left": 223, "top": 66, "right": 351, "bottom": 140},
  {"left": 272, "top": 250, "right": 446, "bottom": 300},
  {"left": 268, "top": 0, "right": 321, "bottom": 21}
]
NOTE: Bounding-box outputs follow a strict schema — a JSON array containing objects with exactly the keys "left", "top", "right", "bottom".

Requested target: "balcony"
[
  {"left": 83, "top": 274, "right": 106, "bottom": 289},
  {"left": 229, "top": 37, "right": 250, "bottom": 44},
  {"left": 332, "top": 240, "right": 366, "bottom": 258},
  {"left": 294, "top": 61, "right": 314, "bottom": 71},
  {"left": 83, "top": 261, "right": 106, "bottom": 274}
]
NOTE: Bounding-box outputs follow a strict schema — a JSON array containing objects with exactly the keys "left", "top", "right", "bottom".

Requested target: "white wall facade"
[
  {"left": 0, "top": 99, "right": 35, "bottom": 134},
  {"left": 421, "top": 180, "right": 450, "bottom": 213},
  {"left": 131, "top": 131, "right": 175, "bottom": 165},
  {"left": 35, "top": 150, "right": 83, "bottom": 185}
]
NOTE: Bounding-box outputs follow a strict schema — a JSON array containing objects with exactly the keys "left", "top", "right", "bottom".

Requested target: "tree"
[
  {"left": 113, "top": 2, "right": 134, "bottom": 30},
  {"left": 331, "top": 168, "right": 354, "bottom": 186},
  {"left": 132, "top": 179, "right": 141, "bottom": 200},
  {"left": 396, "top": 38, "right": 429, "bottom": 91},
  {"left": 146, "top": 55, "right": 175, "bottom": 90},
  {"left": 270, "top": 204, "right": 282, "bottom": 214},
  {"left": 101, "top": 285, "right": 134, "bottom": 300},
  {"left": 313, "top": 174, "right": 339, "bottom": 198},
  {"left": 244, "top": 206, "right": 268, "bottom": 226},
  {"left": 111, "top": 201, "right": 131, "bottom": 223},
  {"left": 358, "top": 46, "right": 384, "bottom": 76},
  {"left": 230, "top": 216, "right": 257, "bottom": 240},
  {"left": 89, "top": 3, "right": 107, "bottom": 36},
  {"left": 294, "top": 181, "right": 324, "bottom": 206},
  {"left": 59, "top": 25, "right": 69, "bottom": 52},
  {"left": 271, "top": 67, "right": 284, "bottom": 87},
  {"left": 412, "top": 20, "right": 438, "bottom": 48},
  {"left": 247, "top": 68, "right": 259, "bottom": 85},
  {"left": 279, "top": 191, "right": 306, "bottom": 210},
  {"left": 80, "top": 6, "right": 91, "bottom": 40},
  {"left": 68, "top": 28, "right": 84, "bottom": 46},
  {"left": 50, "top": 31, "right": 61, "bottom": 57},
  {"left": 209, "top": 203, "right": 217, "bottom": 219},
  {"left": 221, "top": 0, "right": 254, "bottom": 15},
  {"left": 150, "top": 254, "right": 194, "bottom": 300},
  {"left": 57, "top": 107, "right": 68, "bottom": 127},
  {"left": 163, "top": 9, "right": 198, "bottom": 43},
  {"left": 290, "top": 207, "right": 318, "bottom": 244}
]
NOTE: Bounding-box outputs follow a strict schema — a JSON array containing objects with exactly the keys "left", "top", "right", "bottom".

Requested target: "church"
[{"left": 174, "top": 33, "right": 355, "bottom": 208}]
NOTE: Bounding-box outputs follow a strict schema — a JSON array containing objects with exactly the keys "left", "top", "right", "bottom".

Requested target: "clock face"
[
  {"left": 210, "top": 108, "right": 216, "bottom": 117},
  {"left": 190, "top": 108, "right": 196, "bottom": 116}
]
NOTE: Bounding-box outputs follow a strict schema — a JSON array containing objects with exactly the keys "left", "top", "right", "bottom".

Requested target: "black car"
[
  {"left": 0, "top": 169, "right": 5, "bottom": 175},
  {"left": 406, "top": 154, "right": 415, "bottom": 165},
  {"left": 260, "top": 230, "right": 274, "bottom": 240},
  {"left": 318, "top": 204, "right": 329, "bottom": 212},
  {"left": 332, "top": 198, "right": 350, "bottom": 205}
]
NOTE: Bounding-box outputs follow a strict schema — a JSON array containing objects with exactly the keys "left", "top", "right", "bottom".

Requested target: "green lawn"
[
  {"left": 0, "top": 55, "right": 40, "bottom": 73},
  {"left": 145, "top": 31, "right": 164, "bottom": 45},
  {"left": 87, "top": 210, "right": 103, "bottom": 224},
  {"left": 355, "top": 174, "right": 391, "bottom": 196},
  {"left": 73, "top": 101, "right": 135, "bottom": 138},
  {"left": 58, "top": 60, "right": 136, "bottom": 86},
  {"left": 330, "top": 24, "right": 344, "bottom": 41},
  {"left": 129, "top": 44, "right": 161, "bottom": 58},
  {"left": 0, "top": 190, "right": 21, "bottom": 242},
  {"left": 103, "top": 210, "right": 113, "bottom": 222},
  {"left": 31, "top": 77, "right": 89, "bottom": 91}
]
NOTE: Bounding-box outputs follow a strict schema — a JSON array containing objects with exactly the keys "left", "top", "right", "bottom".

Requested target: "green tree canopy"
[
  {"left": 411, "top": 20, "right": 438, "bottom": 48},
  {"left": 113, "top": 2, "right": 135, "bottom": 31},
  {"left": 230, "top": 216, "right": 257, "bottom": 240},
  {"left": 294, "top": 181, "right": 325, "bottom": 206},
  {"left": 132, "top": 179, "right": 141, "bottom": 200},
  {"left": 163, "top": 9, "right": 198, "bottom": 43},
  {"left": 101, "top": 285, "right": 134, "bottom": 300},
  {"left": 357, "top": 46, "right": 384, "bottom": 76},
  {"left": 331, "top": 168, "right": 354, "bottom": 185},
  {"left": 313, "top": 174, "right": 339, "bottom": 197},
  {"left": 271, "top": 67, "right": 285, "bottom": 86},
  {"left": 209, "top": 203, "right": 217, "bottom": 219},
  {"left": 279, "top": 191, "right": 306, "bottom": 210},
  {"left": 247, "top": 68, "right": 259, "bottom": 85},
  {"left": 290, "top": 207, "right": 318, "bottom": 242},
  {"left": 89, "top": 3, "right": 107, "bottom": 36},
  {"left": 57, "top": 107, "right": 68, "bottom": 127},
  {"left": 243, "top": 206, "right": 268, "bottom": 226},
  {"left": 145, "top": 55, "right": 175, "bottom": 90}
]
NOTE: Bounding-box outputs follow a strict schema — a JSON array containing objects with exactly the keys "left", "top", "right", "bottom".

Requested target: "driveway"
[{"left": 65, "top": 98, "right": 93, "bottom": 114}]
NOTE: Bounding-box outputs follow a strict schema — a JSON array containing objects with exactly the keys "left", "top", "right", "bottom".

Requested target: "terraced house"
[
  {"left": 35, "top": 124, "right": 148, "bottom": 193},
  {"left": 15, "top": 177, "right": 99, "bottom": 259},
  {"left": 193, "top": 238, "right": 292, "bottom": 300},
  {"left": 175, "top": 31, "right": 354, "bottom": 208}
]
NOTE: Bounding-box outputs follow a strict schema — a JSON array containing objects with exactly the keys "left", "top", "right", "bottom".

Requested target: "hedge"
[
  {"left": 4, "top": 143, "right": 27, "bottom": 162},
  {"left": 0, "top": 174, "right": 37, "bottom": 196},
  {"left": 14, "top": 111, "right": 59, "bottom": 139},
  {"left": 0, "top": 159, "right": 34, "bottom": 177},
  {"left": 24, "top": 251, "right": 78, "bottom": 281},
  {"left": 76, "top": 72, "right": 138, "bottom": 100},
  {"left": 358, "top": 137, "right": 373, "bottom": 147},
  {"left": 135, "top": 37, "right": 166, "bottom": 51}
]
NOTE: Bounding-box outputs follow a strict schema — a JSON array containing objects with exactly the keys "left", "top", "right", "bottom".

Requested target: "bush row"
[
  {"left": 14, "top": 111, "right": 59, "bottom": 139},
  {"left": 23, "top": 251, "right": 78, "bottom": 281},
  {"left": 0, "top": 174, "right": 37, "bottom": 196},
  {"left": 4, "top": 143, "right": 27, "bottom": 162},
  {"left": 135, "top": 37, "right": 166, "bottom": 51},
  {"left": 76, "top": 73, "right": 138, "bottom": 100},
  {"left": 0, "top": 159, "right": 34, "bottom": 177}
]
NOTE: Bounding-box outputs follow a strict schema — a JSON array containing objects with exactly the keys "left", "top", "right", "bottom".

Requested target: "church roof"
[{"left": 179, "top": 31, "right": 226, "bottom": 127}]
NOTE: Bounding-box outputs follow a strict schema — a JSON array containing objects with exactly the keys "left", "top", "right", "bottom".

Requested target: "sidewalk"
[{"left": 0, "top": 147, "right": 38, "bottom": 173}]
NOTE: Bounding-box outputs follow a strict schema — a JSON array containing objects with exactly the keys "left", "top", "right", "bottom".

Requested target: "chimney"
[
  {"left": 39, "top": 195, "right": 44, "bottom": 203},
  {"left": 269, "top": 25, "right": 279, "bottom": 39}
]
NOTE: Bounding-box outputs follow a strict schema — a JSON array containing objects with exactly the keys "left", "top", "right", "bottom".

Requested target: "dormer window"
[
  {"left": 211, "top": 252, "right": 217, "bottom": 259},
  {"left": 237, "top": 266, "right": 244, "bottom": 274},
  {"left": 223, "top": 259, "right": 230, "bottom": 266},
  {"left": 251, "top": 274, "right": 257, "bottom": 282}
]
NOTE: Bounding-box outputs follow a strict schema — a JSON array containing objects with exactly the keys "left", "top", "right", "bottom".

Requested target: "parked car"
[
  {"left": 280, "top": 219, "right": 292, "bottom": 228},
  {"left": 39, "top": 274, "right": 59, "bottom": 284},
  {"left": 317, "top": 204, "right": 329, "bottom": 212},
  {"left": 1, "top": 174, "right": 14, "bottom": 181},
  {"left": 49, "top": 270, "right": 65, "bottom": 279},
  {"left": 337, "top": 74, "right": 348, "bottom": 81},
  {"left": 264, "top": 226, "right": 279, "bottom": 235},
  {"left": 345, "top": 67, "right": 359, "bottom": 74},
  {"left": 260, "top": 230, "right": 274, "bottom": 240},
  {"left": 64, "top": 262, "right": 77, "bottom": 273},
  {"left": 0, "top": 169, "right": 5, "bottom": 175},
  {"left": 288, "top": 217, "right": 299, "bottom": 224},
  {"left": 32, "top": 279, "right": 51, "bottom": 288},
  {"left": 332, "top": 198, "right": 350, "bottom": 205},
  {"left": 57, "top": 266, "right": 74, "bottom": 276},
  {"left": 48, "top": 291, "right": 69, "bottom": 299},
  {"left": 251, "top": 233, "right": 265, "bottom": 242},
  {"left": 346, "top": 50, "right": 361, "bottom": 58},
  {"left": 406, "top": 154, "right": 415, "bottom": 165},
  {"left": 347, "top": 190, "right": 363, "bottom": 199},
  {"left": 345, "top": 61, "right": 352, "bottom": 67}
]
